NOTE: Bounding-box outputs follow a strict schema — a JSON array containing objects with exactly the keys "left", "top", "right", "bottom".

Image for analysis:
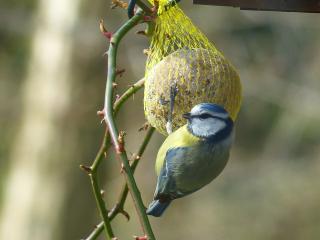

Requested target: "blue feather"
[
  {"left": 146, "top": 200, "right": 171, "bottom": 217},
  {"left": 197, "top": 103, "right": 227, "bottom": 113},
  {"left": 191, "top": 103, "right": 229, "bottom": 118}
]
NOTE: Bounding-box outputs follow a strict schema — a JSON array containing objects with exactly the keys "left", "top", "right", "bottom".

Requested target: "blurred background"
[{"left": 1, "top": 0, "right": 320, "bottom": 239}]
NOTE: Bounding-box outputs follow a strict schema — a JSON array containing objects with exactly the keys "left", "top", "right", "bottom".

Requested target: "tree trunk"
[{"left": 0, "top": 0, "right": 80, "bottom": 239}]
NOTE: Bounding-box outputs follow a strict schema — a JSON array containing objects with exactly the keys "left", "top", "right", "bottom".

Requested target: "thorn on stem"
[
  {"left": 80, "top": 165, "right": 92, "bottom": 174},
  {"left": 130, "top": 154, "right": 140, "bottom": 165},
  {"left": 120, "top": 163, "right": 125, "bottom": 173},
  {"left": 119, "top": 208, "right": 130, "bottom": 221},
  {"left": 97, "top": 110, "right": 106, "bottom": 124},
  {"left": 138, "top": 122, "right": 150, "bottom": 131},
  {"left": 116, "top": 131, "right": 126, "bottom": 153},
  {"left": 110, "top": 0, "right": 128, "bottom": 9},
  {"left": 103, "top": 50, "right": 109, "bottom": 57},
  {"left": 113, "top": 82, "right": 118, "bottom": 88},
  {"left": 118, "top": 130, "right": 126, "bottom": 143},
  {"left": 100, "top": 189, "right": 105, "bottom": 196},
  {"left": 115, "top": 68, "right": 125, "bottom": 77},
  {"left": 136, "top": 30, "right": 147, "bottom": 36},
  {"left": 97, "top": 109, "right": 105, "bottom": 117},
  {"left": 133, "top": 235, "right": 147, "bottom": 240},
  {"left": 99, "top": 19, "right": 113, "bottom": 40}
]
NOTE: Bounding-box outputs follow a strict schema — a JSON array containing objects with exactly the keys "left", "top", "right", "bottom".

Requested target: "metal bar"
[
  {"left": 195, "top": 0, "right": 239, "bottom": 7},
  {"left": 193, "top": 0, "right": 320, "bottom": 13}
]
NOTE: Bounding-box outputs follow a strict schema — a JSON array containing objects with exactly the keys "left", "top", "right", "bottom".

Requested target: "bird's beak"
[{"left": 183, "top": 112, "right": 191, "bottom": 119}]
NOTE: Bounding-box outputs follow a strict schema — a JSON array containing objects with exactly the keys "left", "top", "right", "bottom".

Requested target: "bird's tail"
[{"left": 146, "top": 200, "right": 171, "bottom": 217}]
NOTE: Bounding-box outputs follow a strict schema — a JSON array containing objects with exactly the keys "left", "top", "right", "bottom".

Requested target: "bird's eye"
[{"left": 198, "top": 113, "right": 212, "bottom": 119}]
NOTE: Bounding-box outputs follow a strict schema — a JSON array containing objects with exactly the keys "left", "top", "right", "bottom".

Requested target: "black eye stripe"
[
  {"left": 199, "top": 113, "right": 212, "bottom": 119},
  {"left": 191, "top": 114, "right": 227, "bottom": 121},
  {"left": 191, "top": 113, "right": 213, "bottom": 119}
]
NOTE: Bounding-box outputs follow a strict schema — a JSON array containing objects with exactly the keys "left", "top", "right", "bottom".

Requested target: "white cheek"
[
  {"left": 191, "top": 118, "right": 226, "bottom": 136},
  {"left": 206, "top": 119, "right": 226, "bottom": 133}
]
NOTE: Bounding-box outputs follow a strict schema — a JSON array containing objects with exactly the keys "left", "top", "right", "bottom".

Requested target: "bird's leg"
[
  {"left": 166, "top": 82, "right": 178, "bottom": 134},
  {"left": 127, "top": 0, "right": 137, "bottom": 18}
]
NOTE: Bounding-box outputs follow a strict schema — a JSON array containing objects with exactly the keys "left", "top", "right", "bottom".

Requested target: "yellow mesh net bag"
[{"left": 144, "top": 0, "right": 242, "bottom": 135}]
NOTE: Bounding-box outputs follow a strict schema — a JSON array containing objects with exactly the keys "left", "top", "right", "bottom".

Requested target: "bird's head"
[{"left": 183, "top": 103, "right": 233, "bottom": 139}]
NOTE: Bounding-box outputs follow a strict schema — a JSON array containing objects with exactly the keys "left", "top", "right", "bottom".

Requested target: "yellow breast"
[{"left": 155, "top": 125, "right": 200, "bottom": 175}]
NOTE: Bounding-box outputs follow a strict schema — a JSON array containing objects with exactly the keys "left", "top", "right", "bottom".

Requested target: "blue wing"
[
  {"left": 154, "top": 139, "right": 231, "bottom": 201},
  {"left": 147, "top": 148, "right": 188, "bottom": 217},
  {"left": 154, "top": 147, "right": 196, "bottom": 201}
]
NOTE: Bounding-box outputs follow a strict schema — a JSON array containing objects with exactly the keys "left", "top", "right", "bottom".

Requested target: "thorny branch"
[
  {"left": 85, "top": 127, "right": 155, "bottom": 240},
  {"left": 81, "top": 0, "right": 170, "bottom": 238},
  {"left": 81, "top": 78, "right": 146, "bottom": 240},
  {"left": 102, "top": 9, "right": 155, "bottom": 240}
]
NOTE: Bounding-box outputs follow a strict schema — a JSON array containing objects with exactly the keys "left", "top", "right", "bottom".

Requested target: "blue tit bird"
[{"left": 146, "top": 103, "right": 234, "bottom": 217}]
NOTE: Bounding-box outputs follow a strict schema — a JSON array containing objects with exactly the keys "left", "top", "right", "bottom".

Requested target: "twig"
[
  {"left": 84, "top": 70, "right": 146, "bottom": 240},
  {"left": 103, "top": 9, "right": 155, "bottom": 239},
  {"left": 114, "top": 78, "right": 145, "bottom": 112},
  {"left": 90, "top": 174, "right": 115, "bottom": 240},
  {"left": 81, "top": 130, "right": 114, "bottom": 240},
  {"left": 83, "top": 3, "right": 151, "bottom": 240},
  {"left": 86, "top": 222, "right": 104, "bottom": 240},
  {"left": 85, "top": 127, "right": 155, "bottom": 240},
  {"left": 83, "top": 77, "right": 145, "bottom": 240},
  {"left": 110, "top": 126, "right": 155, "bottom": 219},
  {"left": 91, "top": 78, "right": 145, "bottom": 171}
]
